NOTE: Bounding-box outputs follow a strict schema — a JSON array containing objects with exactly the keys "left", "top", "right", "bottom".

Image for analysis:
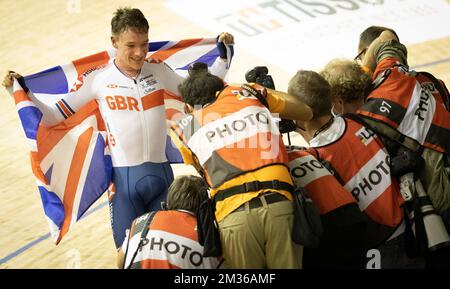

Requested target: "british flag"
[{"left": 12, "top": 38, "right": 229, "bottom": 244}]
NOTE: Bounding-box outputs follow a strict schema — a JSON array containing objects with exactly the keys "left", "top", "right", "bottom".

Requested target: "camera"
[
  {"left": 245, "top": 66, "right": 297, "bottom": 134},
  {"left": 245, "top": 66, "right": 276, "bottom": 90},
  {"left": 390, "top": 149, "right": 424, "bottom": 177}
]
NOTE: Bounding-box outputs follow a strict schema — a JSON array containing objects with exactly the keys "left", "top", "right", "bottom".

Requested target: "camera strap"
[
  {"left": 241, "top": 84, "right": 269, "bottom": 109},
  {"left": 125, "top": 211, "right": 157, "bottom": 269},
  {"left": 342, "top": 113, "right": 423, "bottom": 155}
]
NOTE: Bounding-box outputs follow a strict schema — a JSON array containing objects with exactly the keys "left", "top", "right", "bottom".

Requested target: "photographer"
[
  {"left": 169, "top": 63, "right": 313, "bottom": 268},
  {"left": 288, "top": 70, "right": 425, "bottom": 268},
  {"left": 287, "top": 146, "right": 368, "bottom": 268},
  {"left": 357, "top": 28, "right": 450, "bottom": 217},
  {"left": 117, "top": 175, "right": 220, "bottom": 269}
]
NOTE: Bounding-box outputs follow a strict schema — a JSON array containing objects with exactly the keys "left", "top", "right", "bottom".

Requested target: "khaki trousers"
[{"left": 218, "top": 197, "right": 303, "bottom": 269}]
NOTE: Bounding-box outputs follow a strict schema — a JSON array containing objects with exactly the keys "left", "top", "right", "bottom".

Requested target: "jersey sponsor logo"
[
  {"left": 289, "top": 154, "right": 330, "bottom": 187},
  {"left": 82, "top": 66, "right": 103, "bottom": 77},
  {"left": 141, "top": 74, "right": 154, "bottom": 81},
  {"left": 106, "top": 83, "right": 133, "bottom": 89},
  {"left": 105, "top": 95, "right": 140, "bottom": 111},
  {"left": 69, "top": 75, "right": 84, "bottom": 93},
  {"left": 140, "top": 76, "right": 158, "bottom": 95}
]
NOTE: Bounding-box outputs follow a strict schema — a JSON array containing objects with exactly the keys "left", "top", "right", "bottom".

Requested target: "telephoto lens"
[{"left": 414, "top": 179, "right": 450, "bottom": 252}]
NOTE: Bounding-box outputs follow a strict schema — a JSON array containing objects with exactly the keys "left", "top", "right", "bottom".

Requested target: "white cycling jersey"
[{"left": 33, "top": 57, "right": 229, "bottom": 167}]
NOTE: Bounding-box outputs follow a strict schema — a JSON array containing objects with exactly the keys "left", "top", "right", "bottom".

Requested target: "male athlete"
[{"left": 3, "top": 7, "right": 234, "bottom": 248}]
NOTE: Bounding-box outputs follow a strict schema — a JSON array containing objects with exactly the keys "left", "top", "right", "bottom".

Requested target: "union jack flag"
[{"left": 12, "top": 38, "right": 229, "bottom": 244}]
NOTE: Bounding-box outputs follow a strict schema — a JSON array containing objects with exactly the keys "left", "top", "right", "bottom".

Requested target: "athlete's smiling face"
[{"left": 112, "top": 28, "right": 149, "bottom": 74}]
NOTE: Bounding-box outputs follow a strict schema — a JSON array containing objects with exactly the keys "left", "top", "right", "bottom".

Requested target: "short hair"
[
  {"left": 288, "top": 70, "right": 331, "bottom": 119},
  {"left": 111, "top": 7, "right": 149, "bottom": 36},
  {"left": 359, "top": 26, "right": 400, "bottom": 50},
  {"left": 166, "top": 175, "right": 209, "bottom": 213},
  {"left": 178, "top": 68, "right": 224, "bottom": 107},
  {"left": 320, "top": 59, "right": 372, "bottom": 103}
]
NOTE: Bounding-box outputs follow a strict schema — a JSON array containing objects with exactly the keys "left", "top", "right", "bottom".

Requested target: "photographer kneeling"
[
  {"left": 117, "top": 175, "right": 221, "bottom": 269},
  {"left": 169, "top": 63, "right": 313, "bottom": 268}
]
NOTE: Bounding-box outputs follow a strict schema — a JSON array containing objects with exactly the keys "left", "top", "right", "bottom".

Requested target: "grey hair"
[
  {"left": 288, "top": 70, "right": 331, "bottom": 119},
  {"left": 320, "top": 58, "right": 372, "bottom": 103}
]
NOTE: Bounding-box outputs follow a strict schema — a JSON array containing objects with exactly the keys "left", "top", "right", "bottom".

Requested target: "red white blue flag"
[{"left": 12, "top": 38, "right": 228, "bottom": 244}]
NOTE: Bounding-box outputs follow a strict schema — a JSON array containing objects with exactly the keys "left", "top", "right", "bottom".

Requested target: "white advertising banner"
[{"left": 166, "top": 0, "right": 450, "bottom": 72}]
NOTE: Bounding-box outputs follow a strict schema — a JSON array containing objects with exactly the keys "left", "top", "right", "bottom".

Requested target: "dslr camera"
[{"left": 245, "top": 66, "right": 297, "bottom": 134}]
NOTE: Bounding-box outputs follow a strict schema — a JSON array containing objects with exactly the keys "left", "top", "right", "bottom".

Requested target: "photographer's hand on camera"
[{"left": 245, "top": 66, "right": 313, "bottom": 126}]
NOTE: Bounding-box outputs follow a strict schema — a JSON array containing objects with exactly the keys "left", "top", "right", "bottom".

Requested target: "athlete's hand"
[
  {"left": 218, "top": 32, "right": 234, "bottom": 45},
  {"left": 216, "top": 32, "right": 235, "bottom": 60},
  {"left": 2, "top": 71, "right": 22, "bottom": 88}
]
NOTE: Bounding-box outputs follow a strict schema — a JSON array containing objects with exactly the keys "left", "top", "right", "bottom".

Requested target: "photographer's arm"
[
  {"left": 362, "top": 30, "right": 402, "bottom": 72},
  {"left": 267, "top": 88, "right": 313, "bottom": 121}
]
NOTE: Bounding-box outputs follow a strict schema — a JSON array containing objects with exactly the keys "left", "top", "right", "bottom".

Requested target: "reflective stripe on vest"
[
  {"left": 124, "top": 210, "right": 218, "bottom": 269},
  {"left": 287, "top": 148, "right": 356, "bottom": 215},
  {"left": 358, "top": 58, "right": 450, "bottom": 153},
  {"left": 314, "top": 117, "right": 404, "bottom": 228},
  {"left": 174, "top": 84, "right": 288, "bottom": 188}
]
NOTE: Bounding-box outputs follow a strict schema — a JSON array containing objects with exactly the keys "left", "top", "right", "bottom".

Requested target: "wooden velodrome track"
[{"left": 0, "top": 0, "right": 449, "bottom": 269}]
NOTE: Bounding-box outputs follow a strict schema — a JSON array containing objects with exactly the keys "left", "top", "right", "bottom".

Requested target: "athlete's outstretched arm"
[
  {"left": 209, "top": 32, "right": 235, "bottom": 80},
  {"left": 31, "top": 72, "right": 99, "bottom": 127},
  {"left": 3, "top": 69, "right": 99, "bottom": 127}
]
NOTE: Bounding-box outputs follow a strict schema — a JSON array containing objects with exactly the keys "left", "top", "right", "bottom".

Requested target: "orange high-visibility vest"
[
  {"left": 171, "top": 83, "right": 293, "bottom": 222},
  {"left": 358, "top": 57, "right": 450, "bottom": 153},
  {"left": 174, "top": 83, "right": 289, "bottom": 188},
  {"left": 287, "top": 147, "right": 356, "bottom": 215},
  {"left": 124, "top": 210, "right": 219, "bottom": 269},
  {"left": 312, "top": 116, "right": 404, "bottom": 241}
]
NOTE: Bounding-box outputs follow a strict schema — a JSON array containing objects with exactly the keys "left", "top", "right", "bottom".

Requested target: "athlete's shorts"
[{"left": 109, "top": 161, "right": 174, "bottom": 248}]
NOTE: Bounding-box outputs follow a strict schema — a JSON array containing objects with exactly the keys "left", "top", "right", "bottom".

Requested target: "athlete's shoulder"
[
  {"left": 142, "top": 59, "right": 176, "bottom": 72},
  {"left": 69, "top": 63, "right": 112, "bottom": 92},
  {"left": 81, "top": 62, "right": 113, "bottom": 78}
]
